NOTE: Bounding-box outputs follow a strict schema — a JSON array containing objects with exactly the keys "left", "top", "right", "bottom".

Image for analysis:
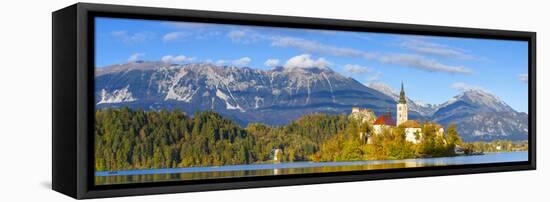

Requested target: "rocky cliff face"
[
  {"left": 431, "top": 89, "right": 528, "bottom": 141},
  {"left": 95, "top": 61, "right": 396, "bottom": 126}
]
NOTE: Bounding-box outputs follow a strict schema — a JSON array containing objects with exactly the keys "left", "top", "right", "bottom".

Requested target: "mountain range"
[
  {"left": 95, "top": 61, "right": 528, "bottom": 141},
  {"left": 370, "top": 83, "right": 528, "bottom": 141}
]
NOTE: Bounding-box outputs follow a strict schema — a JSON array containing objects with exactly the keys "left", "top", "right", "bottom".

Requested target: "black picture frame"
[{"left": 52, "top": 3, "right": 536, "bottom": 199}]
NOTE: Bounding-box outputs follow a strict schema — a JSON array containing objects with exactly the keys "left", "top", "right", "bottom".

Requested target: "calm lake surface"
[{"left": 95, "top": 151, "right": 527, "bottom": 185}]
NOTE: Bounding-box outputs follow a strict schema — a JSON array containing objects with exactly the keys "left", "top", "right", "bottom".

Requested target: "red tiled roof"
[
  {"left": 373, "top": 115, "right": 396, "bottom": 126},
  {"left": 399, "top": 120, "right": 421, "bottom": 128}
]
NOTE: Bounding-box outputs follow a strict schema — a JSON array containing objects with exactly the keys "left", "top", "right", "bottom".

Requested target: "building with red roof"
[
  {"left": 373, "top": 114, "right": 396, "bottom": 126},
  {"left": 373, "top": 113, "right": 396, "bottom": 135},
  {"left": 360, "top": 83, "right": 446, "bottom": 145}
]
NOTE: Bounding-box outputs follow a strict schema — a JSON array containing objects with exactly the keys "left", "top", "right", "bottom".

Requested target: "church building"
[{"left": 351, "top": 82, "right": 444, "bottom": 144}]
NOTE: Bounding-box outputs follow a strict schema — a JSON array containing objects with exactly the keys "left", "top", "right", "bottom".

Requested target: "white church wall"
[{"left": 405, "top": 128, "right": 422, "bottom": 144}]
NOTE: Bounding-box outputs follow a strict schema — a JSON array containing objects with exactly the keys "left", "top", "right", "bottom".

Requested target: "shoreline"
[{"left": 96, "top": 151, "right": 528, "bottom": 177}]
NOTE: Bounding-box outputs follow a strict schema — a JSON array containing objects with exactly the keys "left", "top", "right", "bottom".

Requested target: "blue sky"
[{"left": 95, "top": 17, "right": 529, "bottom": 112}]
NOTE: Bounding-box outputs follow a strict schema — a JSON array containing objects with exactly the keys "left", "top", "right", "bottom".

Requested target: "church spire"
[{"left": 399, "top": 82, "right": 406, "bottom": 104}]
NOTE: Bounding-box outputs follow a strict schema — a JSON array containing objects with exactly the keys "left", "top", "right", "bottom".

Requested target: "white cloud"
[
  {"left": 164, "top": 21, "right": 215, "bottom": 29},
  {"left": 195, "top": 31, "right": 222, "bottom": 40},
  {"left": 212, "top": 57, "right": 251, "bottom": 66},
  {"left": 161, "top": 55, "right": 172, "bottom": 63},
  {"left": 162, "top": 22, "right": 227, "bottom": 41},
  {"left": 159, "top": 26, "right": 474, "bottom": 75},
  {"left": 232, "top": 57, "right": 252, "bottom": 66},
  {"left": 163, "top": 32, "right": 189, "bottom": 42},
  {"left": 379, "top": 54, "right": 472, "bottom": 74},
  {"left": 518, "top": 73, "right": 528, "bottom": 83},
  {"left": 159, "top": 28, "right": 474, "bottom": 75},
  {"left": 283, "top": 54, "right": 330, "bottom": 70},
  {"left": 227, "top": 30, "right": 246, "bottom": 42},
  {"left": 175, "top": 55, "right": 195, "bottom": 63},
  {"left": 264, "top": 59, "right": 280, "bottom": 67},
  {"left": 451, "top": 82, "right": 488, "bottom": 92},
  {"left": 111, "top": 30, "right": 126, "bottom": 37},
  {"left": 270, "top": 36, "right": 471, "bottom": 75},
  {"left": 343, "top": 64, "right": 373, "bottom": 74},
  {"left": 366, "top": 71, "right": 382, "bottom": 82},
  {"left": 227, "top": 30, "right": 263, "bottom": 44},
  {"left": 127, "top": 53, "right": 145, "bottom": 63},
  {"left": 400, "top": 37, "right": 475, "bottom": 60},
  {"left": 161, "top": 55, "right": 195, "bottom": 64},
  {"left": 271, "top": 36, "right": 367, "bottom": 57},
  {"left": 111, "top": 31, "right": 151, "bottom": 44}
]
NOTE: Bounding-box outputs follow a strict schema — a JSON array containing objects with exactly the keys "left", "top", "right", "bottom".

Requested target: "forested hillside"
[{"left": 95, "top": 108, "right": 486, "bottom": 172}]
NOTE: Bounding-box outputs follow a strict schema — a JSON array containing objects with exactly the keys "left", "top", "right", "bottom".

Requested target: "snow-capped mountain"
[
  {"left": 366, "top": 83, "right": 528, "bottom": 141},
  {"left": 95, "top": 61, "right": 396, "bottom": 125},
  {"left": 97, "top": 85, "right": 137, "bottom": 104},
  {"left": 431, "top": 89, "right": 528, "bottom": 141},
  {"left": 367, "top": 82, "right": 439, "bottom": 117},
  {"left": 437, "top": 89, "right": 514, "bottom": 113},
  {"left": 95, "top": 61, "right": 528, "bottom": 141}
]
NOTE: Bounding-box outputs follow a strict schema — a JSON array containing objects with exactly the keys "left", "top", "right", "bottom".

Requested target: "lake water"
[{"left": 95, "top": 151, "right": 528, "bottom": 185}]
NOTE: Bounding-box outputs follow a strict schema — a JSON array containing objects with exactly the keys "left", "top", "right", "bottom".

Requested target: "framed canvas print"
[{"left": 52, "top": 3, "right": 536, "bottom": 199}]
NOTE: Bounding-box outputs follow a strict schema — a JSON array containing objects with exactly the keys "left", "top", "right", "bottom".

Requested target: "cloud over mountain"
[
  {"left": 127, "top": 53, "right": 145, "bottom": 63},
  {"left": 268, "top": 35, "right": 472, "bottom": 75},
  {"left": 232, "top": 57, "right": 252, "bottom": 66},
  {"left": 161, "top": 55, "right": 195, "bottom": 64},
  {"left": 283, "top": 54, "right": 330, "bottom": 70},
  {"left": 264, "top": 58, "right": 280, "bottom": 67}
]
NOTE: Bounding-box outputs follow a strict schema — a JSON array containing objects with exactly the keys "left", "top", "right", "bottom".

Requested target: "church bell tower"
[{"left": 396, "top": 82, "right": 408, "bottom": 126}]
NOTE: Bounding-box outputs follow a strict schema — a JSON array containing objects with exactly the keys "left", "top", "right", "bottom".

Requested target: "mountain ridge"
[
  {"left": 96, "top": 61, "right": 398, "bottom": 126},
  {"left": 95, "top": 61, "right": 528, "bottom": 141}
]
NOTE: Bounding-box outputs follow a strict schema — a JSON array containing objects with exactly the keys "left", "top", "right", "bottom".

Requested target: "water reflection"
[{"left": 95, "top": 151, "right": 527, "bottom": 185}]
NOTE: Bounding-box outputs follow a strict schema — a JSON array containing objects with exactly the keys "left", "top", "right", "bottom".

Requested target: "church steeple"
[
  {"left": 399, "top": 82, "right": 406, "bottom": 104},
  {"left": 396, "top": 82, "right": 408, "bottom": 126}
]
